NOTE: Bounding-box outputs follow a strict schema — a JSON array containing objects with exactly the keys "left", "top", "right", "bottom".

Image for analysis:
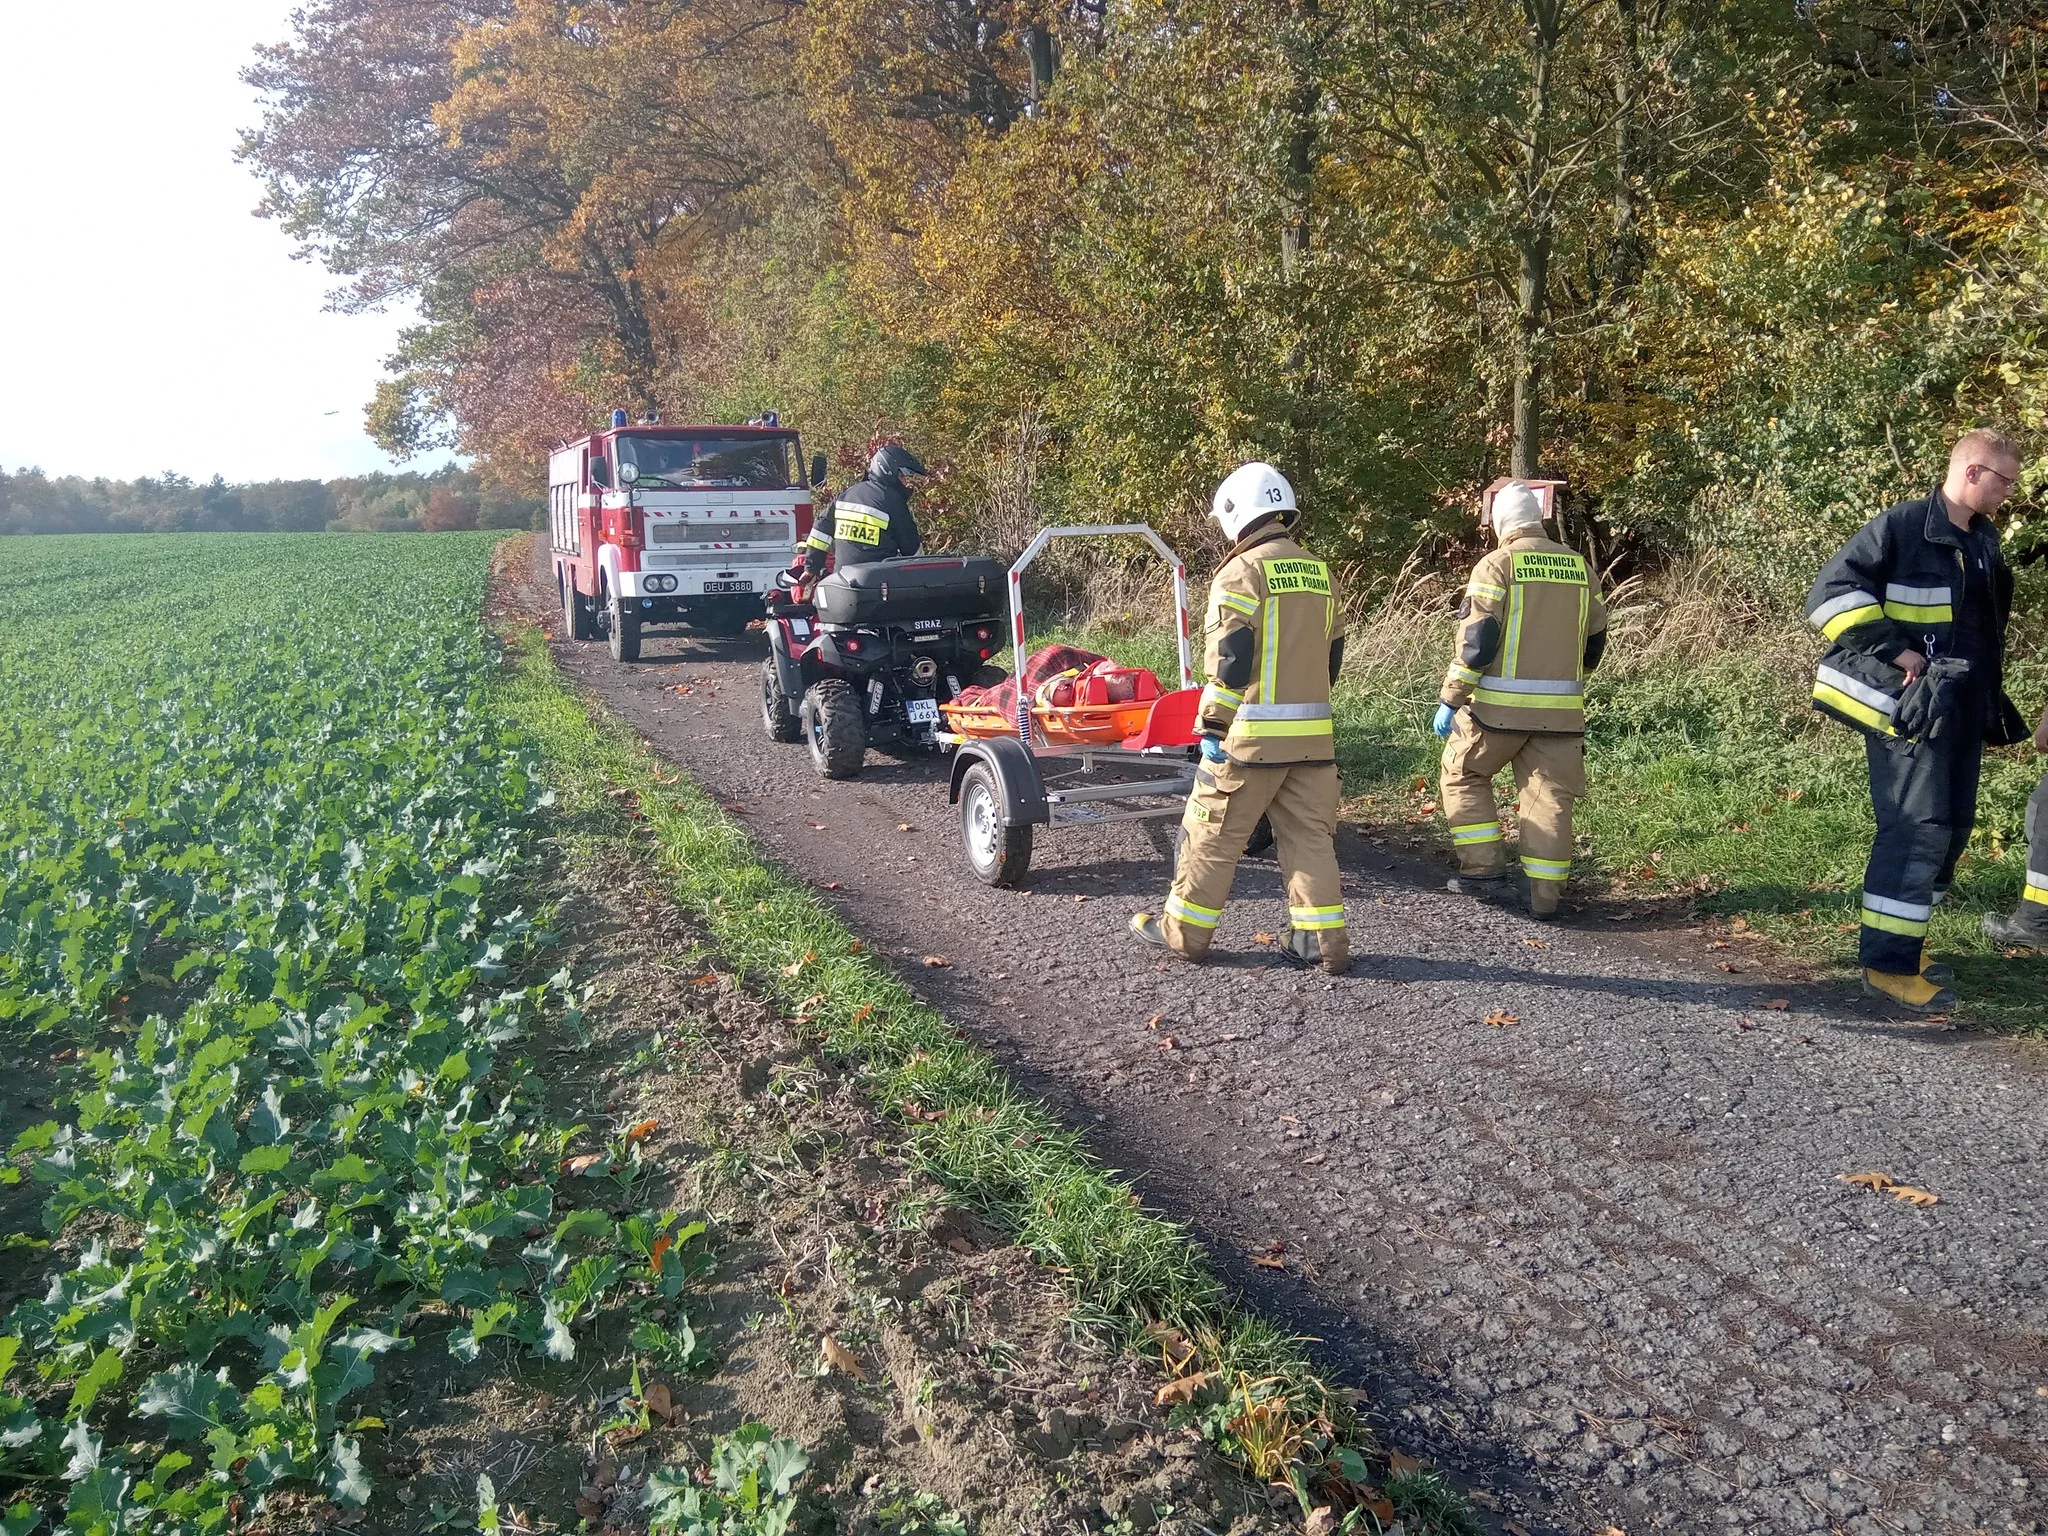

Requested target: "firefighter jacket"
[
  {"left": 800, "top": 477, "right": 922, "bottom": 575},
  {"left": 1805, "top": 489, "right": 2016, "bottom": 740},
  {"left": 1438, "top": 529, "right": 1609, "bottom": 735},
  {"left": 1197, "top": 523, "right": 1346, "bottom": 766}
]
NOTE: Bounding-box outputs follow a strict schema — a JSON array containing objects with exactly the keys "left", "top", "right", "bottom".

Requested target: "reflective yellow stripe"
[
  {"left": 1473, "top": 688, "right": 1583, "bottom": 710},
  {"left": 1262, "top": 583, "right": 1281, "bottom": 699},
  {"left": 1820, "top": 603, "right": 1885, "bottom": 641},
  {"left": 804, "top": 531, "right": 832, "bottom": 551},
  {"left": 1447, "top": 663, "right": 1481, "bottom": 685},
  {"left": 1813, "top": 683, "right": 1898, "bottom": 737},
  {"left": 1289, "top": 904, "right": 1346, "bottom": 930},
  {"left": 1200, "top": 683, "right": 1243, "bottom": 711},
  {"left": 1862, "top": 908, "right": 1928, "bottom": 937},
  {"left": 1521, "top": 854, "right": 1572, "bottom": 881},
  {"left": 1467, "top": 582, "right": 1507, "bottom": 602},
  {"left": 1235, "top": 718, "right": 1335, "bottom": 739},
  {"left": 2023, "top": 879, "right": 2048, "bottom": 907},
  {"left": 1882, "top": 601, "right": 1953, "bottom": 624},
  {"left": 1165, "top": 893, "right": 1222, "bottom": 928},
  {"left": 1217, "top": 591, "right": 1259, "bottom": 617},
  {"left": 1449, "top": 822, "right": 1503, "bottom": 844}
]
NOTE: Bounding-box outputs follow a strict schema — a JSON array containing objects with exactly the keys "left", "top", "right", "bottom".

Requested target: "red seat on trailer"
[{"left": 1120, "top": 687, "right": 1202, "bottom": 750}]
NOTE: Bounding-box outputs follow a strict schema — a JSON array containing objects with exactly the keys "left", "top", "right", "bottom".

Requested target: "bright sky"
[{"left": 0, "top": 2, "right": 446, "bottom": 483}]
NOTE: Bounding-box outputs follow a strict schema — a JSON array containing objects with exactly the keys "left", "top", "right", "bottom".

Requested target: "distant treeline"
[{"left": 0, "top": 466, "right": 542, "bottom": 537}]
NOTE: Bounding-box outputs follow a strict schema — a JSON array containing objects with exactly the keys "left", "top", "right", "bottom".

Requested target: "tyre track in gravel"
[{"left": 517, "top": 555, "right": 2048, "bottom": 1535}]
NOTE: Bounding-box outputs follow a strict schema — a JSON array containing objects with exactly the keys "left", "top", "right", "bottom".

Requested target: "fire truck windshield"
[{"left": 616, "top": 434, "right": 799, "bottom": 489}]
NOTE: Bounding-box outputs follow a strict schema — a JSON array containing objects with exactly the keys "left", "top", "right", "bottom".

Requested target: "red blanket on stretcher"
[{"left": 953, "top": 644, "right": 1107, "bottom": 716}]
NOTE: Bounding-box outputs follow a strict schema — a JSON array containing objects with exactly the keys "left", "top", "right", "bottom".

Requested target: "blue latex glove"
[
  {"left": 1200, "top": 735, "right": 1229, "bottom": 763},
  {"left": 1431, "top": 702, "right": 1457, "bottom": 739}
]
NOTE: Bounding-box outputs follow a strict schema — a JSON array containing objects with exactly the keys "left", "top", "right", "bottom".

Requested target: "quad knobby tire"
[
  {"left": 607, "top": 586, "right": 641, "bottom": 662},
  {"left": 801, "top": 680, "right": 866, "bottom": 778},
  {"left": 560, "top": 569, "right": 594, "bottom": 640},
  {"left": 761, "top": 659, "right": 802, "bottom": 743},
  {"left": 959, "top": 761, "right": 1031, "bottom": 887}
]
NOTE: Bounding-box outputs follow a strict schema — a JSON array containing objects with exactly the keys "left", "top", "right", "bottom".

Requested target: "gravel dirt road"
[{"left": 516, "top": 549, "right": 2048, "bottom": 1535}]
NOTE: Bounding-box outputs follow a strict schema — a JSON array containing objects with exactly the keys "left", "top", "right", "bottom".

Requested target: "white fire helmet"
[
  {"left": 1490, "top": 480, "right": 1546, "bottom": 539},
  {"left": 1210, "top": 462, "right": 1296, "bottom": 543}
]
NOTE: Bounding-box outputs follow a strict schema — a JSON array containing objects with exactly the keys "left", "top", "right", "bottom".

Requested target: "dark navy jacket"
[
  {"left": 799, "top": 477, "right": 921, "bottom": 575},
  {"left": 1805, "top": 489, "right": 2015, "bottom": 738}
]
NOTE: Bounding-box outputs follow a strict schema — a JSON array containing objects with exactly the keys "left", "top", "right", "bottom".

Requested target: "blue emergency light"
[{"left": 611, "top": 409, "right": 628, "bottom": 428}]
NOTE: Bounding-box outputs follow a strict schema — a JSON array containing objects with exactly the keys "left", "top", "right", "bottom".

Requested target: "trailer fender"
[{"left": 948, "top": 737, "right": 1047, "bottom": 827}]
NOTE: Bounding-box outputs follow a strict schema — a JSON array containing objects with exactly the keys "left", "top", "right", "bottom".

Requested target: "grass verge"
[{"left": 498, "top": 624, "right": 1483, "bottom": 1533}]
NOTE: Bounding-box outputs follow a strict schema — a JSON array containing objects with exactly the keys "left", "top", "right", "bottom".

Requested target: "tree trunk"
[
  {"left": 1511, "top": 230, "right": 1551, "bottom": 478},
  {"left": 1511, "top": 0, "right": 1561, "bottom": 479},
  {"left": 1608, "top": 0, "right": 1645, "bottom": 302},
  {"left": 1021, "top": 23, "right": 1055, "bottom": 116}
]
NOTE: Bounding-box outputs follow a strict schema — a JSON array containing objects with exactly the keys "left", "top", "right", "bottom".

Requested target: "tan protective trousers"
[
  {"left": 1159, "top": 760, "right": 1347, "bottom": 965},
  {"left": 1439, "top": 715, "right": 1585, "bottom": 914}
]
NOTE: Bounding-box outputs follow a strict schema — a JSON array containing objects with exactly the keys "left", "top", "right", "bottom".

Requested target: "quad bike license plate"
[
  {"left": 904, "top": 697, "right": 940, "bottom": 725},
  {"left": 701, "top": 579, "right": 755, "bottom": 594}
]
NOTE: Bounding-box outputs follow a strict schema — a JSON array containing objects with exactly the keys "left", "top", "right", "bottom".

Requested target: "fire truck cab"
[{"left": 550, "top": 411, "right": 826, "bottom": 662}]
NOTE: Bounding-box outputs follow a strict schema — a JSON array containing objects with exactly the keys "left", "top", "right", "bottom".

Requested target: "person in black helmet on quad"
[{"left": 798, "top": 443, "right": 926, "bottom": 577}]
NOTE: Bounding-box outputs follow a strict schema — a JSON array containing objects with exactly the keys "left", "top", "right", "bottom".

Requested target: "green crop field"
[{"left": 0, "top": 535, "right": 698, "bottom": 1533}]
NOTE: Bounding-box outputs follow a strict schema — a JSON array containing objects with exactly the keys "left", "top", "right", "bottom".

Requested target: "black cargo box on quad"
[{"left": 813, "top": 556, "right": 1008, "bottom": 625}]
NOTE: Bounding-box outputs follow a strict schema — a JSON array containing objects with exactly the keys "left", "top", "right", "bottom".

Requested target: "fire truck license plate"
[
  {"left": 905, "top": 698, "right": 939, "bottom": 725},
  {"left": 701, "top": 580, "right": 754, "bottom": 594}
]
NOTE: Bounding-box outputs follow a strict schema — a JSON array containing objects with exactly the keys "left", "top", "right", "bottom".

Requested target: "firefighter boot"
[
  {"left": 1982, "top": 904, "right": 2048, "bottom": 949},
  {"left": 1129, "top": 913, "right": 1200, "bottom": 963},
  {"left": 1920, "top": 953, "right": 1956, "bottom": 986},
  {"left": 1513, "top": 735, "right": 1582, "bottom": 921},
  {"left": 1277, "top": 925, "right": 1350, "bottom": 976},
  {"left": 1862, "top": 968, "right": 1959, "bottom": 1014}
]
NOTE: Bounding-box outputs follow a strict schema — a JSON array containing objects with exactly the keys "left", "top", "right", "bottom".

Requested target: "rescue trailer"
[{"left": 550, "top": 410, "right": 827, "bottom": 661}]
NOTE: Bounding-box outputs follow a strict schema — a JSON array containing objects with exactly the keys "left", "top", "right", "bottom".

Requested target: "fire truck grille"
[{"left": 648, "top": 518, "right": 792, "bottom": 550}]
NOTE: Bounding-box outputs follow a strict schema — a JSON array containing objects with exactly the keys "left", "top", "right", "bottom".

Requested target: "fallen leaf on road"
[
  {"left": 901, "top": 1101, "right": 946, "bottom": 1123},
  {"left": 1708, "top": 940, "right": 1732, "bottom": 950},
  {"left": 1154, "top": 1371, "right": 1212, "bottom": 1406},
  {"left": 1145, "top": 1012, "right": 1164, "bottom": 1031},
  {"left": 804, "top": 820, "right": 827, "bottom": 830},
  {"left": 1598, "top": 1527, "right": 1628, "bottom": 1536},
  {"left": 1370, "top": 1498, "right": 1398, "bottom": 1524},
  {"left": 1736, "top": 1017, "right": 1756, "bottom": 1031},
  {"left": 1387, "top": 1450, "right": 1423, "bottom": 1477},
  {"left": 1892, "top": 1185, "right": 1940, "bottom": 1206},
  {"left": 923, "top": 954, "right": 951, "bottom": 968},
  {"left": 783, "top": 950, "right": 816, "bottom": 977},
  {"left": 1303, "top": 1507, "right": 1337, "bottom": 1536},
  {"left": 1253, "top": 932, "right": 1276, "bottom": 945},
  {"left": 1252, "top": 1255, "right": 1286, "bottom": 1270},
  {"left": 1762, "top": 998, "right": 1790, "bottom": 1011},
  {"left": 625, "top": 1119, "right": 659, "bottom": 1143},
  {"left": 822, "top": 881, "right": 842, "bottom": 890},
  {"left": 1156, "top": 1035, "right": 1179, "bottom": 1050},
  {"left": 692, "top": 974, "right": 722, "bottom": 987},
  {"left": 1523, "top": 937, "right": 1549, "bottom": 948},
  {"left": 1840, "top": 1171, "right": 1895, "bottom": 1191},
  {"left": 643, "top": 1382, "right": 675, "bottom": 1422},
  {"left": 1838, "top": 1171, "right": 1936, "bottom": 1204},
  {"left": 897, "top": 823, "right": 917, "bottom": 832},
  {"left": 563, "top": 1153, "right": 607, "bottom": 1175},
  {"left": 1482, "top": 1009, "right": 1519, "bottom": 1028},
  {"left": 820, "top": 1337, "right": 865, "bottom": 1379}
]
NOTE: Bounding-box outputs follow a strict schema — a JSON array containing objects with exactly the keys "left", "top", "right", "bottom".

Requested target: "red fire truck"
[{"left": 549, "top": 411, "right": 826, "bottom": 662}]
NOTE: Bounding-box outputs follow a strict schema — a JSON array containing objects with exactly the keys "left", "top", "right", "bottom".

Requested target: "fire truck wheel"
[
  {"left": 607, "top": 588, "right": 642, "bottom": 663},
  {"left": 960, "top": 762, "right": 1032, "bottom": 887},
  {"left": 559, "top": 569, "right": 594, "bottom": 641},
  {"left": 761, "top": 660, "right": 802, "bottom": 743},
  {"left": 801, "top": 680, "right": 866, "bottom": 779}
]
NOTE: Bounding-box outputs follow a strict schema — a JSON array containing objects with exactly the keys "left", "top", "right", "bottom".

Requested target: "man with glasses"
[{"left": 1805, "top": 429, "right": 2030, "bottom": 1012}]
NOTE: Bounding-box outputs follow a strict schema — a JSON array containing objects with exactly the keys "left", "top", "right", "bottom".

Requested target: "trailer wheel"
[
  {"left": 761, "top": 659, "right": 802, "bottom": 743},
  {"left": 607, "top": 586, "right": 642, "bottom": 663},
  {"left": 560, "top": 568, "right": 594, "bottom": 641},
  {"left": 801, "top": 680, "right": 865, "bottom": 779},
  {"left": 960, "top": 762, "right": 1031, "bottom": 887}
]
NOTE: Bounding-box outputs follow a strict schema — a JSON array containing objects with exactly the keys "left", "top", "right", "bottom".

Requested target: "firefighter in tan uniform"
[
  {"left": 1433, "top": 482, "right": 1609, "bottom": 919},
  {"left": 1131, "top": 463, "right": 1350, "bottom": 974}
]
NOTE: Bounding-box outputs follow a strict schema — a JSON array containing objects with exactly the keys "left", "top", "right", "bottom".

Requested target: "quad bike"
[{"left": 761, "top": 557, "right": 1008, "bottom": 780}]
